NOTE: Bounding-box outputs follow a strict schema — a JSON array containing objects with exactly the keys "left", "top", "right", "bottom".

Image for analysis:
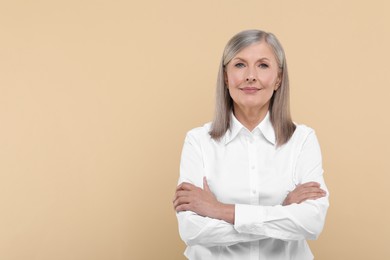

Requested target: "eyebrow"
[{"left": 232, "top": 57, "right": 270, "bottom": 62}]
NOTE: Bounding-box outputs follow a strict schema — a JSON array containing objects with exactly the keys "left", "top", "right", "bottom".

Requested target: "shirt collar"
[{"left": 224, "top": 111, "right": 276, "bottom": 145}]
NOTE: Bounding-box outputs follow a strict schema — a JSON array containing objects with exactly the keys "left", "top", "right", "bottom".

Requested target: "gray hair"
[{"left": 209, "top": 29, "right": 296, "bottom": 146}]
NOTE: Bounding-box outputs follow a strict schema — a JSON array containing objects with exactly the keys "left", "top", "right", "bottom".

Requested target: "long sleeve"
[
  {"left": 234, "top": 131, "right": 329, "bottom": 241},
  {"left": 175, "top": 116, "right": 329, "bottom": 259},
  {"left": 177, "top": 131, "right": 268, "bottom": 247}
]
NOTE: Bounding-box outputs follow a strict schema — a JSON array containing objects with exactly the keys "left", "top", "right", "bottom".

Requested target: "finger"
[
  {"left": 177, "top": 182, "right": 196, "bottom": 191},
  {"left": 298, "top": 182, "right": 321, "bottom": 188},
  {"left": 173, "top": 189, "right": 194, "bottom": 201},
  {"left": 292, "top": 184, "right": 323, "bottom": 196},
  {"left": 173, "top": 196, "right": 192, "bottom": 209},
  {"left": 176, "top": 183, "right": 184, "bottom": 191},
  {"left": 203, "top": 177, "right": 210, "bottom": 192},
  {"left": 176, "top": 182, "right": 190, "bottom": 191},
  {"left": 297, "top": 192, "right": 327, "bottom": 203},
  {"left": 298, "top": 186, "right": 324, "bottom": 192},
  {"left": 309, "top": 195, "right": 327, "bottom": 201},
  {"left": 172, "top": 190, "right": 190, "bottom": 203},
  {"left": 175, "top": 203, "right": 191, "bottom": 213},
  {"left": 297, "top": 190, "right": 325, "bottom": 200},
  {"left": 300, "top": 187, "right": 326, "bottom": 196}
]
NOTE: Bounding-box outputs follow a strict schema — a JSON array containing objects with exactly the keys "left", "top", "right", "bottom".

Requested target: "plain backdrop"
[{"left": 1, "top": 0, "right": 389, "bottom": 259}]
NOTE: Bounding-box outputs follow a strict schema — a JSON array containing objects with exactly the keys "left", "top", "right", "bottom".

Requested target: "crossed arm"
[
  {"left": 173, "top": 130, "right": 329, "bottom": 247},
  {"left": 173, "top": 177, "right": 326, "bottom": 225}
]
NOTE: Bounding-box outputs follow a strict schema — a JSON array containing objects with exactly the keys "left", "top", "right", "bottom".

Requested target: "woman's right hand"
[{"left": 282, "top": 182, "right": 326, "bottom": 206}]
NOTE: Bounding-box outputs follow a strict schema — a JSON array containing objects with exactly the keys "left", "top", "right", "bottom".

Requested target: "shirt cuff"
[{"left": 234, "top": 204, "right": 266, "bottom": 234}]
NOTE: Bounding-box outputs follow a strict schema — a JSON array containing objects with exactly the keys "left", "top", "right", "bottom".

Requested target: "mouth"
[{"left": 240, "top": 87, "right": 262, "bottom": 94}]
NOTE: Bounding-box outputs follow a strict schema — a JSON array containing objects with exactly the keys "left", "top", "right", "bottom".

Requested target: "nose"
[
  {"left": 246, "top": 68, "right": 256, "bottom": 82},
  {"left": 246, "top": 75, "right": 256, "bottom": 82}
]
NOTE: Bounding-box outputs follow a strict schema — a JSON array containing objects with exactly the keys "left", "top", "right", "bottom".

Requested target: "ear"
[
  {"left": 224, "top": 70, "right": 228, "bottom": 86},
  {"left": 274, "top": 73, "right": 282, "bottom": 91}
]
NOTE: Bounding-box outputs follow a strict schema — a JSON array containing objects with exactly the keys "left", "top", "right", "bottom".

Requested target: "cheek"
[
  {"left": 227, "top": 72, "right": 243, "bottom": 87},
  {"left": 260, "top": 73, "right": 278, "bottom": 87}
]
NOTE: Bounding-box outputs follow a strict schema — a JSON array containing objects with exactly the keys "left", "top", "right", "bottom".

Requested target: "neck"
[{"left": 233, "top": 104, "right": 269, "bottom": 131}]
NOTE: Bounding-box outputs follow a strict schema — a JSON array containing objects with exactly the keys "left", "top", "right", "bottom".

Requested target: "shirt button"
[
  {"left": 252, "top": 190, "right": 256, "bottom": 194},
  {"left": 251, "top": 165, "right": 255, "bottom": 170}
]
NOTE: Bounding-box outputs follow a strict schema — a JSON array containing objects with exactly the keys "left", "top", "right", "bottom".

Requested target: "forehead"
[{"left": 233, "top": 41, "right": 276, "bottom": 61}]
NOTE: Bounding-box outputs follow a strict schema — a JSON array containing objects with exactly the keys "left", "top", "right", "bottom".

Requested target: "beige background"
[{"left": 0, "top": 0, "right": 389, "bottom": 259}]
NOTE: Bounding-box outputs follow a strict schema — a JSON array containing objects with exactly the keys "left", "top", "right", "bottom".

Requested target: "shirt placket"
[{"left": 247, "top": 134, "right": 260, "bottom": 260}]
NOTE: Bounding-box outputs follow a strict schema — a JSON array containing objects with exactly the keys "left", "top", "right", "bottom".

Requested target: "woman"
[{"left": 173, "top": 30, "right": 329, "bottom": 259}]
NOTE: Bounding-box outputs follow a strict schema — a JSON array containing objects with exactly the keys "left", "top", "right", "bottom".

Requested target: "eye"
[
  {"left": 234, "top": 63, "right": 245, "bottom": 68},
  {"left": 259, "top": 63, "right": 269, "bottom": 69}
]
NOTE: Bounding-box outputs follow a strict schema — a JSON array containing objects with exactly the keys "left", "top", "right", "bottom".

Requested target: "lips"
[{"left": 240, "top": 87, "right": 261, "bottom": 94}]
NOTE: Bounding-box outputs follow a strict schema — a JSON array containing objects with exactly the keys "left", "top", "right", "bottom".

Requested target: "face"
[{"left": 225, "top": 41, "right": 281, "bottom": 114}]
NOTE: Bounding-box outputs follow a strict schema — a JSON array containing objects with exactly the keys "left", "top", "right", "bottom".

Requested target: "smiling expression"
[{"left": 225, "top": 41, "right": 281, "bottom": 114}]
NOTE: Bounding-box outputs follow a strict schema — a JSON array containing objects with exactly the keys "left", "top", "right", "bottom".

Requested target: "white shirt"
[{"left": 176, "top": 112, "right": 329, "bottom": 260}]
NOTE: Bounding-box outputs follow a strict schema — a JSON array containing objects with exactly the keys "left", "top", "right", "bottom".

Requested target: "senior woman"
[{"left": 173, "top": 30, "right": 329, "bottom": 260}]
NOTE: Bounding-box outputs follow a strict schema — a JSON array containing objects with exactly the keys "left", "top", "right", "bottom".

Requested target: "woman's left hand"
[{"left": 282, "top": 182, "right": 326, "bottom": 206}]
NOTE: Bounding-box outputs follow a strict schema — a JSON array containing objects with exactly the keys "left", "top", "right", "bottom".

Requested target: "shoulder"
[
  {"left": 184, "top": 122, "right": 213, "bottom": 143},
  {"left": 294, "top": 123, "right": 315, "bottom": 138},
  {"left": 290, "top": 123, "right": 321, "bottom": 151}
]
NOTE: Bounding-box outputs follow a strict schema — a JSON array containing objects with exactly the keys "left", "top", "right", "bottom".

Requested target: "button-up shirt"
[{"left": 176, "top": 112, "right": 329, "bottom": 260}]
